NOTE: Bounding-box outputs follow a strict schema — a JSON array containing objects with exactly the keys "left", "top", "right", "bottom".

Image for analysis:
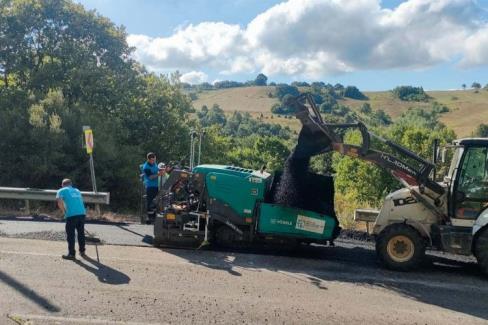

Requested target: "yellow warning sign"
[{"left": 84, "top": 129, "right": 94, "bottom": 154}]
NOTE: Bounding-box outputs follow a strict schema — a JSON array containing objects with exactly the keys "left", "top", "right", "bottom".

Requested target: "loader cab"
[{"left": 447, "top": 139, "right": 488, "bottom": 222}]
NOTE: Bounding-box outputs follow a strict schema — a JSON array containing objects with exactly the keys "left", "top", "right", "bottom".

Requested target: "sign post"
[{"left": 83, "top": 126, "right": 100, "bottom": 216}]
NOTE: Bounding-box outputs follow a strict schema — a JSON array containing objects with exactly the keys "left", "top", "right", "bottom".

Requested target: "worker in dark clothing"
[
  {"left": 56, "top": 178, "right": 86, "bottom": 260},
  {"left": 143, "top": 152, "right": 165, "bottom": 224}
]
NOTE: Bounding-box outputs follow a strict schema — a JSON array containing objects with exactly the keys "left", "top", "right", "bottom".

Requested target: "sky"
[{"left": 76, "top": 0, "right": 488, "bottom": 91}]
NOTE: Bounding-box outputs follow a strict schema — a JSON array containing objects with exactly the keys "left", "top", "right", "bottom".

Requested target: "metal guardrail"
[
  {"left": 0, "top": 187, "right": 110, "bottom": 205},
  {"left": 354, "top": 209, "right": 379, "bottom": 234},
  {"left": 354, "top": 209, "right": 379, "bottom": 223}
]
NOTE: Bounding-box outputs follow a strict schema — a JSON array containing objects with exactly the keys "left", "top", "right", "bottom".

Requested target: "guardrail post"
[{"left": 25, "top": 199, "right": 30, "bottom": 215}]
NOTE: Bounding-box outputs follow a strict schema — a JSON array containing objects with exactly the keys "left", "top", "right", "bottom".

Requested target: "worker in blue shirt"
[
  {"left": 56, "top": 178, "right": 86, "bottom": 260},
  {"left": 143, "top": 152, "right": 165, "bottom": 224}
]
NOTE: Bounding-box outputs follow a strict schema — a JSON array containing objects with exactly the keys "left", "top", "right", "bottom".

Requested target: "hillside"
[
  {"left": 192, "top": 86, "right": 279, "bottom": 112},
  {"left": 191, "top": 87, "right": 488, "bottom": 137}
]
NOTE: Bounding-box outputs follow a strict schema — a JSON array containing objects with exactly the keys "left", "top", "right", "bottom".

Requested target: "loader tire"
[
  {"left": 376, "top": 223, "right": 426, "bottom": 271},
  {"left": 474, "top": 227, "right": 488, "bottom": 276}
]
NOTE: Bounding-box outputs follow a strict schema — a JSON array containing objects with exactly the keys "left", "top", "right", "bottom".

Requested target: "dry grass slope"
[{"left": 192, "top": 87, "right": 488, "bottom": 137}]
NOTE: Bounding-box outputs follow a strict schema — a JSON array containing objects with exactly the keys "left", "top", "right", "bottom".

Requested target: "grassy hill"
[{"left": 191, "top": 87, "right": 488, "bottom": 137}]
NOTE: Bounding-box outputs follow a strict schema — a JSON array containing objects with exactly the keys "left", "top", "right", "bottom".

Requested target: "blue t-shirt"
[
  {"left": 143, "top": 161, "right": 159, "bottom": 188},
  {"left": 56, "top": 186, "right": 86, "bottom": 218}
]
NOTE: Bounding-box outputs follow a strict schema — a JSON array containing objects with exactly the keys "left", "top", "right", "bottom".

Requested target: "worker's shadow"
[{"left": 74, "top": 255, "right": 130, "bottom": 285}]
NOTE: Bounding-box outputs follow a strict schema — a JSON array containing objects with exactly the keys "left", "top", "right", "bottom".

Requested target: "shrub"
[
  {"left": 343, "top": 86, "right": 368, "bottom": 100},
  {"left": 274, "top": 84, "right": 300, "bottom": 100},
  {"left": 391, "top": 86, "right": 429, "bottom": 101}
]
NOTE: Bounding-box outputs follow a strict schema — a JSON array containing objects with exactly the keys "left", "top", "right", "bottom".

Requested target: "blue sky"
[{"left": 77, "top": 0, "right": 488, "bottom": 91}]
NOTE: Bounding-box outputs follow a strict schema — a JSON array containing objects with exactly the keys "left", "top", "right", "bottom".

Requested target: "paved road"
[{"left": 0, "top": 219, "right": 487, "bottom": 324}]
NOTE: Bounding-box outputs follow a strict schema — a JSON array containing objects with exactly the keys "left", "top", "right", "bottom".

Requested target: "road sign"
[{"left": 84, "top": 128, "right": 94, "bottom": 154}]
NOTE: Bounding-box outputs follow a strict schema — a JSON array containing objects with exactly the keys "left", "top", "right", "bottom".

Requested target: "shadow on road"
[
  {"left": 0, "top": 270, "right": 60, "bottom": 312},
  {"left": 115, "top": 225, "right": 154, "bottom": 245},
  {"left": 161, "top": 243, "right": 488, "bottom": 320},
  {"left": 73, "top": 255, "right": 130, "bottom": 285}
]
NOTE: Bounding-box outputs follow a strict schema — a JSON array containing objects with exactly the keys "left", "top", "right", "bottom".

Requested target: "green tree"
[
  {"left": 274, "top": 84, "right": 299, "bottom": 100},
  {"left": 391, "top": 86, "right": 429, "bottom": 101},
  {"left": 343, "top": 86, "right": 367, "bottom": 100},
  {"left": 360, "top": 103, "right": 372, "bottom": 114},
  {"left": 474, "top": 124, "right": 488, "bottom": 137},
  {"left": 0, "top": 0, "right": 193, "bottom": 209},
  {"left": 472, "top": 82, "right": 481, "bottom": 90},
  {"left": 254, "top": 73, "right": 268, "bottom": 86}
]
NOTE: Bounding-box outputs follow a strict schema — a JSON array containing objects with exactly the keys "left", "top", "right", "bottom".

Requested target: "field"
[{"left": 191, "top": 87, "right": 488, "bottom": 137}]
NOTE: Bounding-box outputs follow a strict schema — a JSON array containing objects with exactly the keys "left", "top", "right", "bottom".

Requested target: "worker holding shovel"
[{"left": 56, "top": 178, "right": 87, "bottom": 260}]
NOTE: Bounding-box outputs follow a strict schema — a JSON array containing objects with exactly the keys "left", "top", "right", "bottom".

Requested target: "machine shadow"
[{"left": 161, "top": 243, "right": 488, "bottom": 320}]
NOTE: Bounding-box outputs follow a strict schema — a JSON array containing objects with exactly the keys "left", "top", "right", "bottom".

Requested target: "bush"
[
  {"left": 274, "top": 84, "right": 299, "bottom": 100},
  {"left": 360, "top": 103, "right": 372, "bottom": 114},
  {"left": 432, "top": 102, "right": 449, "bottom": 114},
  {"left": 343, "top": 86, "right": 368, "bottom": 100},
  {"left": 214, "top": 80, "right": 244, "bottom": 89},
  {"left": 319, "top": 94, "right": 337, "bottom": 113},
  {"left": 391, "top": 86, "right": 429, "bottom": 101},
  {"left": 474, "top": 124, "right": 488, "bottom": 137}
]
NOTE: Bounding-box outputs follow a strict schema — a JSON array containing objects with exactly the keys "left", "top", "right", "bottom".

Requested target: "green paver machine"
[{"left": 153, "top": 163, "right": 340, "bottom": 248}]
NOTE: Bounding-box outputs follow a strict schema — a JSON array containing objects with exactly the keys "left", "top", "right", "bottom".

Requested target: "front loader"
[{"left": 288, "top": 94, "right": 488, "bottom": 274}]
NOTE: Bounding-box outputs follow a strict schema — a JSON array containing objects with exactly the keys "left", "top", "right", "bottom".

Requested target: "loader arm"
[{"left": 289, "top": 93, "right": 445, "bottom": 196}]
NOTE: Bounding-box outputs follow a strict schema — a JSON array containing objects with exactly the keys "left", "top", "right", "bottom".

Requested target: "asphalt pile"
[{"left": 272, "top": 128, "right": 337, "bottom": 220}]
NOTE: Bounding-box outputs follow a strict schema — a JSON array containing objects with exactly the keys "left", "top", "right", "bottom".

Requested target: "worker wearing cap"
[
  {"left": 143, "top": 152, "right": 165, "bottom": 224},
  {"left": 56, "top": 178, "right": 86, "bottom": 260},
  {"left": 158, "top": 162, "right": 170, "bottom": 189}
]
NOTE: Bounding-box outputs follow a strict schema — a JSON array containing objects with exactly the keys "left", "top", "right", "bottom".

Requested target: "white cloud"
[
  {"left": 460, "top": 25, "right": 488, "bottom": 66},
  {"left": 180, "top": 71, "right": 208, "bottom": 84},
  {"left": 127, "top": 0, "right": 488, "bottom": 78}
]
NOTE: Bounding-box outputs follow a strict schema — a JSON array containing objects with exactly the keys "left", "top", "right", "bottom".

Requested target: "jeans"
[
  {"left": 66, "top": 215, "right": 86, "bottom": 255},
  {"left": 146, "top": 187, "right": 159, "bottom": 221}
]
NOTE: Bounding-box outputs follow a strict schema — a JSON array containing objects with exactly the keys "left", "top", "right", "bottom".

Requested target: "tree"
[
  {"left": 462, "top": 84, "right": 466, "bottom": 90},
  {"left": 343, "top": 86, "right": 367, "bottom": 100},
  {"left": 472, "top": 82, "right": 481, "bottom": 90},
  {"left": 334, "top": 83, "right": 344, "bottom": 91},
  {"left": 274, "top": 84, "right": 299, "bottom": 100},
  {"left": 0, "top": 0, "right": 193, "bottom": 209},
  {"left": 254, "top": 73, "right": 268, "bottom": 86},
  {"left": 319, "top": 95, "right": 337, "bottom": 113},
  {"left": 199, "top": 104, "right": 227, "bottom": 127},
  {"left": 474, "top": 124, "right": 488, "bottom": 137},
  {"left": 291, "top": 81, "right": 310, "bottom": 87},
  {"left": 391, "top": 86, "right": 429, "bottom": 101},
  {"left": 373, "top": 109, "right": 392, "bottom": 126},
  {"left": 360, "top": 103, "right": 372, "bottom": 114}
]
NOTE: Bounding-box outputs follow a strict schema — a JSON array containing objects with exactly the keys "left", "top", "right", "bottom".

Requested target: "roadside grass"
[{"left": 334, "top": 193, "right": 377, "bottom": 231}]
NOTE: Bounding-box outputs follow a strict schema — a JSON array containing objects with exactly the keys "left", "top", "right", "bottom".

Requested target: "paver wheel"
[
  {"left": 376, "top": 223, "right": 426, "bottom": 271},
  {"left": 474, "top": 227, "right": 488, "bottom": 276}
]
